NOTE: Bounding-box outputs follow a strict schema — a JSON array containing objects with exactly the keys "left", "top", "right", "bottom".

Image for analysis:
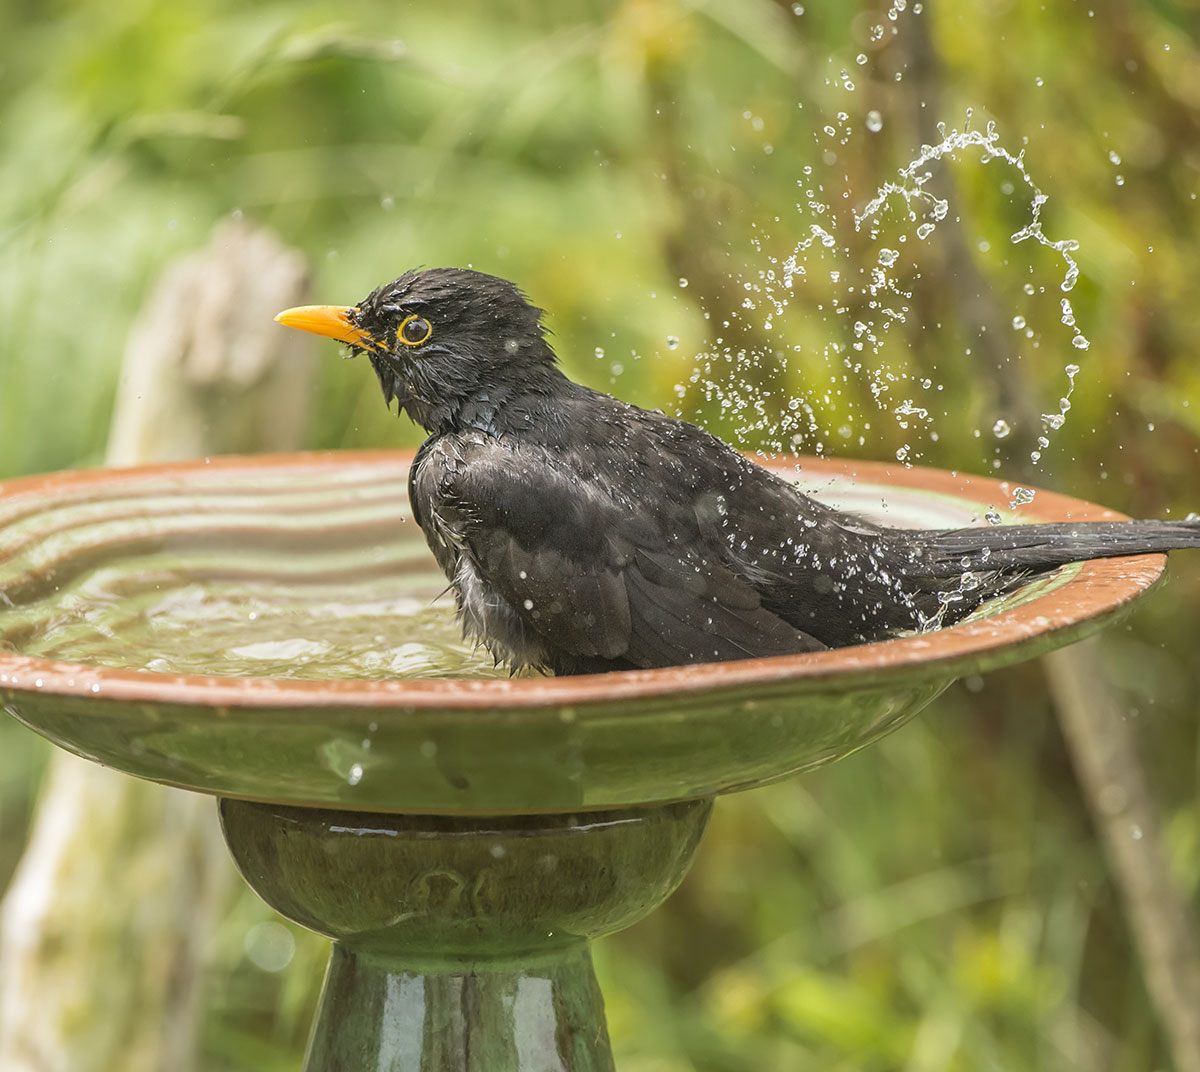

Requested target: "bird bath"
[{"left": 0, "top": 450, "right": 1164, "bottom": 1071}]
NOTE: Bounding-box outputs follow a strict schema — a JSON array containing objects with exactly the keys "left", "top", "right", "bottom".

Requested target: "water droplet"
[
  {"left": 1011, "top": 315, "right": 1026, "bottom": 329},
  {"left": 594, "top": 347, "right": 605, "bottom": 359},
  {"left": 792, "top": 2, "right": 804, "bottom": 12},
  {"left": 985, "top": 510, "right": 1003, "bottom": 526},
  {"left": 1010, "top": 487, "right": 1036, "bottom": 508},
  {"left": 1071, "top": 335, "right": 1090, "bottom": 350},
  {"left": 877, "top": 247, "right": 898, "bottom": 266},
  {"left": 523, "top": 599, "right": 534, "bottom": 610},
  {"left": 347, "top": 764, "right": 363, "bottom": 786},
  {"left": 916, "top": 222, "right": 936, "bottom": 240},
  {"left": 678, "top": 277, "right": 688, "bottom": 288},
  {"left": 1108, "top": 150, "right": 1121, "bottom": 165},
  {"left": 823, "top": 125, "right": 837, "bottom": 137},
  {"left": 856, "top": 53, "right": 868, "bottom": 65},
  {"left": 866, "top": 110, "right": 883, "bottom": 133},
  {"left": 666, "top": 335, "right": 679, "bottom": 350},
  {"left": 992, "top": 419, "right": 1011, "bottom": 439}
]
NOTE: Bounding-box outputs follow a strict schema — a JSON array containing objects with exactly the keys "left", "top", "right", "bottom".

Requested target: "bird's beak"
[{"left": 274, "top": 305, "right": 377, "bottom": 349}]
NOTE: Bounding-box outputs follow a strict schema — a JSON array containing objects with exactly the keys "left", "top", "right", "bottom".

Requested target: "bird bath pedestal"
[{"left": 0, "top": 451, "right": 1165, "bottom": 1071}]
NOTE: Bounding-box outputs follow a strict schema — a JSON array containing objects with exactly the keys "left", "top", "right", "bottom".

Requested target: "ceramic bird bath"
[{"left": 0, "top": 450, "right": 1164, "bottom": 1071}]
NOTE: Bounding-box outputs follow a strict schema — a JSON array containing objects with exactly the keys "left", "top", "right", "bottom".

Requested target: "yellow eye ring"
[{"left": 398, "top": 314, "right": 433, "bottom": 347}]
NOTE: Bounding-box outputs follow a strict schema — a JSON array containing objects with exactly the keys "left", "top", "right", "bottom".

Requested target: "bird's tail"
[{"left": 915, "top": 518, "right": 1200, "bottom": 576}]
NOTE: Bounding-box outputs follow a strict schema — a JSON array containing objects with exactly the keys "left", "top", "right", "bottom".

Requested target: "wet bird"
[{"left": 276, "top": 268, "right": 1200, "bottom": 675}]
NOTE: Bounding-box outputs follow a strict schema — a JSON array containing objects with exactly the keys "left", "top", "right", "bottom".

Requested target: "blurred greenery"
[{"left": 2, "top": 0, "right": 1199, "bottom": 1068}]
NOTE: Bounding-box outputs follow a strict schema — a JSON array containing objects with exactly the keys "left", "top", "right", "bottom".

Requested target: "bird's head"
[{"left": 275, "top": 267, "right": 558, "bottom": 434}]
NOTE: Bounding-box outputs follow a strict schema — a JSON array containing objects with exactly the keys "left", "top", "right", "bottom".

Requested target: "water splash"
[
  {"left": 675, "top": 111, "right": 1089, "bottom": 516},
  {"left": 853, "top": 117, "right": 1089, "bottom": 493},
  {"left": 857, "top": 119, "right": 1083, "bottom": 305}
]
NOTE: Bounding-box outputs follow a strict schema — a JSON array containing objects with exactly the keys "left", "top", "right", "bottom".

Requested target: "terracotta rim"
[{"left": 0, "top": 449, "right": 1165, "bottom": 709}]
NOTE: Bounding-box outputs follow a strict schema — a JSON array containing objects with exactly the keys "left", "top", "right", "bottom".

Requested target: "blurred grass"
[{"left": 2, "top": 0, "right": 1199, "bottom": 1069}]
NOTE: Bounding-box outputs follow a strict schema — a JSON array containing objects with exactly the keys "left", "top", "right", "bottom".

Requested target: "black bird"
[{"left": 276, "top": 268, "right": 1200, "bottom": 675}]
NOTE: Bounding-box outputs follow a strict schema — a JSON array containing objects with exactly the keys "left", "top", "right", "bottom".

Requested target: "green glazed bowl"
[{"left": 0, "top": 451, "right": 1164, "bottom": 814}]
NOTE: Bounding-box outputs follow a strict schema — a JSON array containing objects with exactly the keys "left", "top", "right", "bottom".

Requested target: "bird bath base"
[
  {"left": 0, "top": 451, "right": 1167, "bottom": 1070},
  {"left": 221, "top": 798, "right": 710, "bottom": 1070}
]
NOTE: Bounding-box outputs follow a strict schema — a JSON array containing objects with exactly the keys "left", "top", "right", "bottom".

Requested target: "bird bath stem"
[
  {"left": 0, "top": 451, "right": 1167, "bottom": 1070},
  {"left": 220, "top": 799, "right": 709, "bottom": 1070}
]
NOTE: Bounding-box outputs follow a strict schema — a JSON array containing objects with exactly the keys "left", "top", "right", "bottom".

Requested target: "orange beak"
[{"left": 274, "top": 305, "right": 378, "bottom": 349}]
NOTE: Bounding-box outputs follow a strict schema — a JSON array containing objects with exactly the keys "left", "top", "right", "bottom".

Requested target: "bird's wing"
[{"left": 412, "top": 434, "right": 825, "bottom": 670}]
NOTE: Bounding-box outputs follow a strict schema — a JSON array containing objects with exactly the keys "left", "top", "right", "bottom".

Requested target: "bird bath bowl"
[{"left": 0, "top": 450, "right": 1164, "bottom": 1071}]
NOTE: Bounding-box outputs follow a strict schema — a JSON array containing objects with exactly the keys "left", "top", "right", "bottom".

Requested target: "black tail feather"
[{"left": 917, "top": 519, "right": 1200, "bottom": 575}]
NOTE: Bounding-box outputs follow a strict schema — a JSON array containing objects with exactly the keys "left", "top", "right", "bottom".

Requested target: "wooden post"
[
  {"left": 1045, "top": 640, "right": 1200, "bottom": 1072},
  {"left": 0, "top": 218, "right": 315, "bottom": 1072}
]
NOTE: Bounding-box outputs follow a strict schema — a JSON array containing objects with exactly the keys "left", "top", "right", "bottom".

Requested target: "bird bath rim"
[{"left": 0, "top": 448, "right": 1164, "bottom": 711}]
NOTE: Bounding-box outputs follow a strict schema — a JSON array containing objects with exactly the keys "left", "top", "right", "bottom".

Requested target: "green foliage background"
[{"left": 1, "top": 0, "right": 1199, "bottom": 1069}]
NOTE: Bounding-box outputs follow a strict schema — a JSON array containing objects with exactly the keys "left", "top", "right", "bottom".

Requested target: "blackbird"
[{"left": 276, "top": 267, "right": 1200, "bottom": 675}]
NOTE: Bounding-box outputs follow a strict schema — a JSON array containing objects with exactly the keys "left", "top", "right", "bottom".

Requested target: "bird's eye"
[{"left": 398, "top": 314, "right": 432, "bottom": 347}]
